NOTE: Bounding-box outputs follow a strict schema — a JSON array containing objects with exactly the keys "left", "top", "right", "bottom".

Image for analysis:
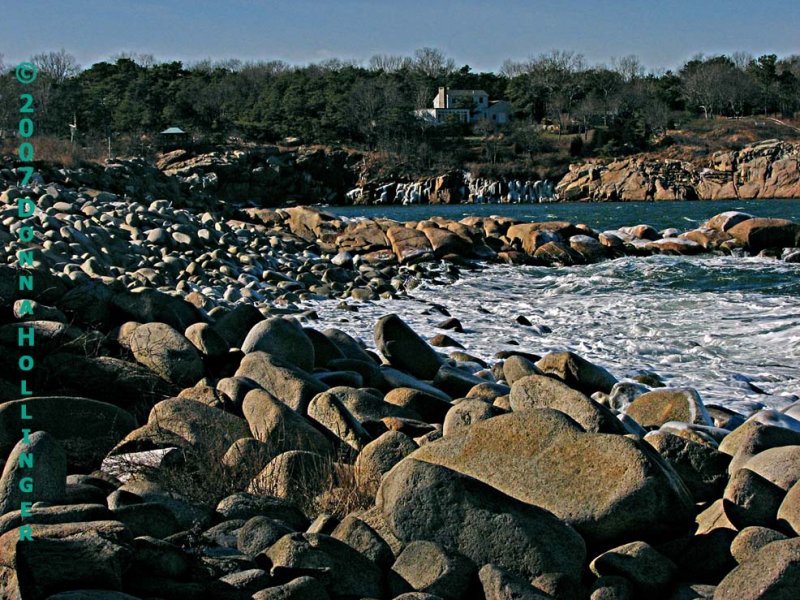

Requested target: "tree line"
[{"left": 0, "top": 47, "right": 798, "bottom": 166}]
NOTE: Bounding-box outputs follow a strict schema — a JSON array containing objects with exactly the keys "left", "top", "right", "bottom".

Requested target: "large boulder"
[
  {"left": 390, "top": 540, "right": 476, "bottom": 599},
  {"left": 377, "top": 457, "right": 586, "bottom": 584},
  {"left": 241, "top": 317, "right": 315, "bottom": 372},
  {"left": 111, "top": 287, "right": 201, "bottom": 331},
  {"left": 129, "top": 322, "right": 205, "bottom": 387},
  {"left": 236, "top": 352, "right": 328, "bottom": 413},
  {"left": 714, "top": 537, "right": 800, "bottom": 599},
  {"left": 375, "top": 314, "right": 443, "bottom": 380},
  {"left": 242, "top": 389, "right": 332, "bottom": 458},
  {"left": 510, "top": 375, "right": 626, "bottom": 434},
  {"left": 410, "top": 409, "right": 694, "bottom": 546},
  {"left": 728, "top": 217, "right": 798, "bottom": 252},
  {"left": 0, "top": 431, "right": 66, "bottom": 515},
  {"left": 0, "top": 521, "right": 133, "bottom": 598},
  {"left": 264, "top": 532, "right": 383, "bottom": 598},
  {"left": 0, "top": 397, "right": 136, "bottom": 471},
  {"left": 535, "top": 352, "right": 617, "bottom": 395},
  {"left": 387, "top": 225, "right": 434, "bottom": 264},
  {"left": 624, "top": 387, "right": 711, "bottom": 428}
]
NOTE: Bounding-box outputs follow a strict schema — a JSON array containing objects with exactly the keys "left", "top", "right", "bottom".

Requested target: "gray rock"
[
  {"left": 236, "top": 352, "right": 328, "bottom": 413},
  {"left": 242, "top": 317, "right": 315, "bottom": 372},
  {"left": 130, "top": 322, "right": 205, "bottom": 387},
  {"left": 391, "top": 540, "right": 476, "bottom": 599},
  {"left": 0, "top": 431, "right": 66, "bottom": 515},
  {"left": 375, "top": 314, "right": 442, "bottom": 380},
  {"left": 714, "top": 537, "right": 800, "bottom": 599}
]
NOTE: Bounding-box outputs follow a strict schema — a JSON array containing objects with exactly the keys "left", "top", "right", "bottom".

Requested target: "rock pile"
[
  {"left": 557, "top": 139, "right": 800, "bottom": 202},
  {"left": 2, "top": 172, "right": 800, "bottom": 597}
]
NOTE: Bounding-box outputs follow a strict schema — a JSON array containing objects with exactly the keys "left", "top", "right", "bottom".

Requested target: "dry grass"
[
  {"left": 1, "top": 135, "right": 106, "bottom": 167},
  {"left": 116, "top": 421, "right": 377, "bottom": 520}
]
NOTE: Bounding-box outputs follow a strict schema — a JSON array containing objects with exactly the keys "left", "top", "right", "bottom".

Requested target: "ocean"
[{"left": 309, "top": 199, "right": 800, "bottom": 413}]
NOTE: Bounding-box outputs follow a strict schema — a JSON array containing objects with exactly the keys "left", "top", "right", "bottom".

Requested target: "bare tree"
[
  {"left": 731, "top": 51, "right": 754, "bottom": 71},
  {"left": 111, "top": 52, "right": 157, "bottom": 68},
  {"left": 32, "top": 49, "right": 80, "bottom": 84},
  {"left": 412, "top": 47, "right": 456, "bottom": 78},
  {"left": 368, "top": 54, "right": 411, "bottom": 72},
  {"left": 612, "top": 54, "right": 645, "bottom": 82}
]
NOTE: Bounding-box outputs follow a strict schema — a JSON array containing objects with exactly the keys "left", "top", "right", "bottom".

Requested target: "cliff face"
[{"left": 556, "top": 140, "right": 800, "bottom": 201}]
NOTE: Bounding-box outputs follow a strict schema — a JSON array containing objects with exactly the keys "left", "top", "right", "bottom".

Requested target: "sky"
[{"left": 1, "top": 0, "right": 798, "bottom": 73}]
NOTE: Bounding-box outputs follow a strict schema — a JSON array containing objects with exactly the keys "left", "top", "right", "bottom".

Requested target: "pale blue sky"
[{"left": 1, "top": 0, "right": 798, "bottom": 72}]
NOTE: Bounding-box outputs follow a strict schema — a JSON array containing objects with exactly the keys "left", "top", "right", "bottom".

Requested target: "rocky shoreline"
[
  {"left": 4, "top": 137, "right": 798, "bottom": 210},
  {"left": 1, "top": 173, "right": 800, "bottom": 598}
]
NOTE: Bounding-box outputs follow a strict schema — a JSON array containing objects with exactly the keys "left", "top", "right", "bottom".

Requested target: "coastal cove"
[{"left": 326, "top": 198, "right": 800, "bottom": 231}]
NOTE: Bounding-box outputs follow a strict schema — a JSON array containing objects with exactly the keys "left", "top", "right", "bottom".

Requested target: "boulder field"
[{"left": 1, "top": 174, "right": 800, "bottom": 598}]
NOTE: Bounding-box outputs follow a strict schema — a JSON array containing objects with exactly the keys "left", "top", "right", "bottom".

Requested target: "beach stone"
[
  {"left": 213, "top": 303, "right": 264, "bottom": 349},
  {"left": 777, "top": 478, "right": 800, "bottom": 535},
  {"left": 502, "top": 355, "right": 543, "bottom": 385},
  {"left": 479, "top": 563, "right": 553, "bottom": 600},
  {"left": 467, "top": 382, "right": 511, "bottom": 403},
  {"left": 42, "top": 354, "right": 178, "bottom": 412},
  {"left": 722, "top": 422, "right": 800, "bottom": 474},
  {"left": 384, "top": 387, "right": 452, "bottom": 424},
  {"left": 355, "top": 430, "right": 418, "bottom": 489},
  {"left": 0, "top": 520, "right": 133, "bottom": 598},
  {"left": 184, "top": 322, "right": 229, "bottom": 357},
  {"left": 251, "top": 575, "right": 330, "bottom": 599},
  {"left": 236, "top": 351, "right": 328, "bottom": 413},
  {"left": 510, "top": 374, "right": 626, "bottom": 434},
  {"left": 331, "top": 515, "right": 394, "bottom": 567},
  {"left": 625, "top": 387, "right": 711, "bottom": 428},
  {"left": 695, "top": 499, "right": 737, "bottom": 535},
  {"left": 0, "top": 504, "right": 111, "bottom": 537},
  {"left": 110, "top": 502, "right": 181, "bottom": 539},
  {"left": 0, "top": 431, "right": 66, "bottom": 515},
  {"left": 374, "top": 314, "right": 443, "bottom": 380},
  {"left": 433, "top": 365, "right": 487, "bottom": 398},
  {"left": 145, "top": 396, "right": 249, "bottom": 454},
  {"left": 237, "top": 515, "right": 293, "bottom": 556},
  {"left": 130, "top": 322, "right": 205, "bottom": 387},
  {"left": 241, "top": 317, "right": 315, "bottom": 372},
  {"left": 442, "top": 399, "right": 504, "bottom": 436},
  {"left": 307, "top": 391, "right": 371, "bottom": 452},
  {"left": 740, "top": 445, "right": 800, "bottom": 490},
  {"left": 111, "top": 287, "right": 201, "bottom": 331},
  {"left": 131, "top": 536, "right": 191, "bottom": 579},
  {"left": 730, "top": 526, "right": 788, "bottom": 564},
  {"left": 714, "top": 537, "right": 800, "bottom": 600},
  {"left": 387, "top": 225, "right": 434, "bottom": 263},
  {"left": 216, "top": 493, "right": 308, "bottom": 530},
  {"left": 326, "top": 386, "right": 417, "bottom": 422},
  {"left": 644, "top": 431, "right": 730, "bottom": 501},
  {"left": 378, "top": 457, "right": 586, "bottom": 584},
  {"left": 411, "top": 409, "right": 695, "bottom": 545},
  {"left": 590, "top": 541, "right": 677, "bottom": 598},
  {"left": 728, "top": 217, "right": 798, "bottom": 252},
  {"left": 656, "top": 527, "right": 736, "bottom": 586},
  {"left": 590, "top": 576, "right": 634, "bottom": 600},
  {"left": 264, "top": 532, "right": 383, "bottom": 598},
  {"left": 242, "top": 389, "right": 332, "bottom": 458},
  {"left": 723, "top": 468, "right": 785, "bottom": 528},
  {"left": 0, "top": 397, "right": 136, "bottom": 471},
  {"left": 305, "top": 327, "right": 346, "bottom": 368},
  {"left": 323, "top": 328, "right": 375, "bottom": 363},
  {"left": 391, "top": 540, "right": 476, "bottom": 599},
  {"left": 248, "top": 450, "right": 328, "bottom": 504},
  {"left": 703, "top": 211, "right": 753, "bottom": 232},
  {"left": 535, "top": 351, "right": 617, "bottom": 395},
  {"left": 380, "top": 367, "right": 453, "bottom": 402}
]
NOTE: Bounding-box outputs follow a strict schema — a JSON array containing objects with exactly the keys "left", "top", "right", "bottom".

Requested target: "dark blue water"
[{"left": 326, "top": 199, "right": 800, "bottom": 232}]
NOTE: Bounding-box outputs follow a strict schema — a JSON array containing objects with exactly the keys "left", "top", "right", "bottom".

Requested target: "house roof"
[
  {"left": 160, "top": 127, "right": 186, "bottom": 134},
  {"left": 447, "top": 89, "right": 489, "bottom": 96}
]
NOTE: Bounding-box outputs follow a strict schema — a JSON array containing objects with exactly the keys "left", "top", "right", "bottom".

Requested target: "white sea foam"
[{"left": 306, "top": 255, "right": 800, "bottom": 414}]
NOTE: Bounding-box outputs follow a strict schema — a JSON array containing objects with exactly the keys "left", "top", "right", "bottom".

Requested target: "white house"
[{"left": 416, "top": 87, "right": 511, "bottom": 125}]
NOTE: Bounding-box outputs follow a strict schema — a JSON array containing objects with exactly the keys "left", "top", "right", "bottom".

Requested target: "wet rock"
[
  {"left": 728, "top": 217, "right": 798, "bottom": 252},
  {"left": 625, "top": 387, "right": 711, "bottom": 428},
  {"left": 535, "top": 351, "right": 617, "bottom": 395},
  {"left": 374, "top": 314, "right": 443, "bottom": 380}
]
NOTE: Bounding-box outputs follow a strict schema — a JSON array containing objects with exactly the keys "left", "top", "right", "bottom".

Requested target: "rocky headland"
[{"left": 1, "top": 168, "right": 800, "bottom": 599}]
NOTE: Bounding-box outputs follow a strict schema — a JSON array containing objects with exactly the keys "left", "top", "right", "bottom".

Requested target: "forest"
[{"left": 1, "top": 48, "right": 799, "bottom": 176}]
